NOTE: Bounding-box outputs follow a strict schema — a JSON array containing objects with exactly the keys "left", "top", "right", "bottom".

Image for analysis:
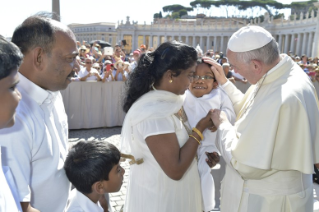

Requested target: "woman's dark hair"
[
  {"left": 0, "top": 35, "right": 23, "bottom": 80},
  {"left": 123, "top": 41, "right": 197, "bottom": 113},
  {"left": 64, "top": 140, "right": 120, "bottom": 194}
]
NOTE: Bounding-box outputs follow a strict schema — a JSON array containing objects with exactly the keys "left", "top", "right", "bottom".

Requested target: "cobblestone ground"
[
  {"left": 69, "top": 127, "right": 223, "bottom": 212},
  {"left": 68, "top": 127, "right": 128, "bottom": 212}
]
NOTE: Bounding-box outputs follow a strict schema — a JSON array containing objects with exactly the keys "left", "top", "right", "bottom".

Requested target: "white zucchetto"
[{"left": 228, "top": 25, "right": 273, "bottom": 52}]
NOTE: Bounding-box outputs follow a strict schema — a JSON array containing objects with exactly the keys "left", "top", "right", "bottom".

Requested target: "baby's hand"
[{"left": 205, "top": 152, "right": 220, "bottom": 168}]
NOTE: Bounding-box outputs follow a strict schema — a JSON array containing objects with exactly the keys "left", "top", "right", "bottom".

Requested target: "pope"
[{"left": 204, "top": 25, "right": 319, "bottom": 212}]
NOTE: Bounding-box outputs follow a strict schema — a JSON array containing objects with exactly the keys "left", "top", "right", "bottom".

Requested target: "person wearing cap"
[
  {"left": 222, "top": 63, "right": 235, "bottom": 84},
  {"left": 111, "top": 47, "right": 125, "bottom": 63},
  {"left": 78, "top": 58, "right": 101, "bottom": 82},
  {"left": 113, "top": 60, "right": 127, "bottom": 81},
  {"left": 101, "top": 61, "right": 115, "bottom": 83},
  {"left": 204, "top": 25, "right": 319, "bottom": 211},
  {"left": 223, "top": 63, "right": 247, "bottom": 84},
  {"left": 140, "top": 44, "right": 147, "bottom": 54},
  {"left": 295, "top": 56, "right": 301, "bottom": 63},
  {"left": 129, "top": 50, "right": 140, "bottom": 73},
  {"left": 77, "top": 45, "right": 89, "bottom": 67},
  {"left": 92, "top": 62, "right": 102, "bottom": 73}
]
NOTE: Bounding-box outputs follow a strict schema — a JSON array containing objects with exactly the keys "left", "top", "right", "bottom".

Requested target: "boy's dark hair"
[
  {"left": 0, "top": 35, "right": 23, "bottom": 80},
  {"left": 64, "top": 141, "right": 121, "bottom": 194}
]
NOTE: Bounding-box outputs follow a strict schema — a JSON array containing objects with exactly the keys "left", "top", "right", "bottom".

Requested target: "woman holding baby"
[{"left": 120, "top": 41, "right": 223, "bottom": 212}]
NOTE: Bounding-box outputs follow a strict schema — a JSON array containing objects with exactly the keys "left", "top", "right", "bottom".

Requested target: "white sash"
[{"left": 120, "top": 90, "right": 185, "bottom": 154}]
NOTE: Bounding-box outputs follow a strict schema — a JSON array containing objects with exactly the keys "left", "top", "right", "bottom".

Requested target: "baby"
[{"left": 183, "top": 59, "right": 236, "bottom": 212}]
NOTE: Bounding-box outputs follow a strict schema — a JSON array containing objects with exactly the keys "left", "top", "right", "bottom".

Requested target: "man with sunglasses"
[{"left": 78, "top": 58, "right": 101, "bottom": 81}]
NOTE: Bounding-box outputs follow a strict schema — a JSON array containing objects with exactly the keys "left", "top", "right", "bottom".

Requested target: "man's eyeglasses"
[
  {"left": 81, "top": 50, "right": 86, "bottom": 52},
  {"left": 193, "top": 75, "right": 215, "bottom": 81},
  {"left": 86, "top": 62, "right": 92, "bottom": 64}
]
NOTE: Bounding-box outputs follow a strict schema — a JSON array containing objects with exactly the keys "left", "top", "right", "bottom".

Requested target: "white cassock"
[
  {"left": 216, "top": 54, "right": 319, "bottom": 212},
  {"left": 184, "top": 88, "right": 235, "bottom": 211}
]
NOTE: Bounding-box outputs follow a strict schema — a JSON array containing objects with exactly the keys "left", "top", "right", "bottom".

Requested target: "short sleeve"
[
  {"left": 0, "top": 114, "right": 33, "bottom": 202},
  {"left": 136, "top": 117, "right": 176, "bottom": 140}
]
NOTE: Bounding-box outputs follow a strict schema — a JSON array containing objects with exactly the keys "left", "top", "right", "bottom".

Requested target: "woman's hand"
[{"left": 202, "top": 57, "right": 228, "bottom": 85}]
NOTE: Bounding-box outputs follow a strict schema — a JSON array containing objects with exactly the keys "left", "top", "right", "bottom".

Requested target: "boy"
[
  {"left": 183, "top": 59, "right": 236, "bottom": 212},
  {"left": 0, "top": 35, "right": 23, "bottom": 211},
  {"left": 64, "top": 141, "right": 125, "bottom": 212}
]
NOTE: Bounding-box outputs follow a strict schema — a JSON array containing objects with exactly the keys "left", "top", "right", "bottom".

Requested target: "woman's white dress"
[{"left": 121, "top": 90, "right": 202, "bottom": 212}]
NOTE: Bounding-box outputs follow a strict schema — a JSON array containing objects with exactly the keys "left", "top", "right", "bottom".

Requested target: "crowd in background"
[
  {"left": 72, "top": 41, "right": 144, "bottom": 82},
  {"left": 72, "top": 41, "right": 319, "bottom": 84}
]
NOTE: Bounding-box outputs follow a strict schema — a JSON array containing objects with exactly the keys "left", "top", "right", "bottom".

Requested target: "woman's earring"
[{"left": 169, "top": 79, "right": 173, "bottom": 83}]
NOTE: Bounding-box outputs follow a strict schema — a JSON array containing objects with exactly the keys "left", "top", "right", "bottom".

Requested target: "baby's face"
[{"left": 189, "top": 63, "right": 215, "bottom": 98}]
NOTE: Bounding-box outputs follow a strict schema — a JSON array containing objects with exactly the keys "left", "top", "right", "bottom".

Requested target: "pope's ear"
[{"left": 251, "top": 59, "right": 262, "bottom": 74}]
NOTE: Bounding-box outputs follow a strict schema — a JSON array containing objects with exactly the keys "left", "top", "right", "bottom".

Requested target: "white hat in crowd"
[
  {"left": 92, "top": 63, "right": 100, "bottom": 68},
  {"left": 228, "top": 25, "right": 273, "bottom": 53},
  {"left": 114, "top": 60, "right": 124, "bottom": 69}
]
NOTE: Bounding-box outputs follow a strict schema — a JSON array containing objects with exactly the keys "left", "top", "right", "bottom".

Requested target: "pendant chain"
[
  {"left": 238, "top": 72, "right": 268, "bottom": 120},
  {"left": 174, "top": 107, "right": 192, "bottom": 135}
]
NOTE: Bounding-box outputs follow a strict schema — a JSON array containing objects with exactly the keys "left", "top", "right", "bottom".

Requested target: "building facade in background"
[
  {"left": 68, "top": 2, "right": 319, "bottom": 57},
  {"left": 68, "top": 22, "right": 117, "bottom": 47}
]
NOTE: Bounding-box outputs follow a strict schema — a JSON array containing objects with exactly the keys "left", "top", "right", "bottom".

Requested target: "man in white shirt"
[
  {"left": 0, "top": 35, "right": 23, "bottom": 212},
  {"left": 205, "top": 26, "right": 319, "bottom": 211},
  {"left": 78, "top": 58, "right": 101, "bottom": 81},
  {"left": 0, "top": 15, "right": 80, "bottom": 212}
]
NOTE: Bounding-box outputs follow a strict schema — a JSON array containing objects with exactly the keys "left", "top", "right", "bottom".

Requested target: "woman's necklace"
[{"left": 238, "top": 72, "right": 268, "bottom": 120}]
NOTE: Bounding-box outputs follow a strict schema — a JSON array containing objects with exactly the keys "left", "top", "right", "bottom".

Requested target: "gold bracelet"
[
  {"left": 192, "top": 128, "right": 204, "bottom": 140},
  {"left": 189, "top": 135, "right": 201, "bottom": 145}
]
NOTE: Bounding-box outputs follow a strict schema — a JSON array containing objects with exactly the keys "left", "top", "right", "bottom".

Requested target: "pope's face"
[{"left": 227, "top": 49, "right": 255, "bottom": 84}]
